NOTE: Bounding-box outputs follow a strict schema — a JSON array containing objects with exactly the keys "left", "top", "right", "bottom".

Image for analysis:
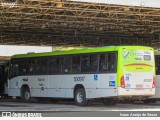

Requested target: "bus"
[
  {"left": 0, "top": 62, "right": 5, "bottom": 96},
  {"left": 144, "top": 51, "right": 160, "bottom": 103},
  {"left": 7, "top": 46, "right": 155, "bottom": 106},
  {"left": 0, "top": 61, "right": 9, "bottom": 97}
]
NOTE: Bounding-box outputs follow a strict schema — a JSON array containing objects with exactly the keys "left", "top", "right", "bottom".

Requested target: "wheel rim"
[
  {"left": 25, "top": 91, "right": 30, "bottom": 101},
  {"left": 77, "top": 91, "right": 83, "bottom": 103}
]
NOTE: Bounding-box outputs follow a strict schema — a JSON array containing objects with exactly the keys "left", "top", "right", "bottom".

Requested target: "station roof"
[
  {"left": 0, "top": 56, "right": 10, "bottom": 61},
  {"left": 0, "top": 0, "right": 160, "bottom": 47}
]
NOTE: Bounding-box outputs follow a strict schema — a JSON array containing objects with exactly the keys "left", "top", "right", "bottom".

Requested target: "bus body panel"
[
  {"left": 8, "top": 77, "right": 21, "bottom": 96},
  {"left": 117, "top": 47, "right": 155, "bottom": 97},
  {"left": 8, "top": 74, "right": 117, "bottom": 99},
  {"left": 117, "top": 70, "right": 155, "bottom": 96}
]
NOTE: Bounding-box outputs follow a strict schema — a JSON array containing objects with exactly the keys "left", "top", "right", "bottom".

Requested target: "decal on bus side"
[
  {"left": 109, "top": 81, "right": 115, "bottom": 87},
  {"left": 109, "top": 76, "right": 115, "bottom": 87},
  {"left": 126, "top": 76, "right": 129, "bottom": 81},
  {"left": 94, "top": 74, "right": 98, "bottom": 81},
  {"left": 74, "top": 76, "right": 85, "bottom": 82}
]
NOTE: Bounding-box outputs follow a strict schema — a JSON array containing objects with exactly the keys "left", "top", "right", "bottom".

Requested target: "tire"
[
  {"left": 22, "top": 88, "right": 31, "bottom": 102},
  {"left": 75, "top": 88, "right": 88, "bottom": 106},
  {"left": 102, "top": 98, "right": 117, "bottom": 106}
]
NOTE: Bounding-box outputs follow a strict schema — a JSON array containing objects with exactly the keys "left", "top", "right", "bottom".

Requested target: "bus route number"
[{"left": 74, "top": 76, "right": 85, "bottom": 82}]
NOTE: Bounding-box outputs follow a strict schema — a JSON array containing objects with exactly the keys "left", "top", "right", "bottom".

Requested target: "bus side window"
[
  {"left": 71, "top": 55, "right": 81, "bottom": 73},
  {"left": 20, "top": 59, "right": 28, "bottom": 75},
  {"left": 64, "top": 56, "right": 72, "bottom": 73},
  {"left": 81, "top": 55, "right": 91, "bottom": 72},
  {"left": 99, "top": 54, "right": 108, "bottom": 72},
  {"left": 36, "top": 58, "right": 48, "bottom": 74},
  {"left": 9, "top": 60, "right": 19, "bottom": 79},
  {"left": 99, "top": 53, "right": 116, "bottom": 73},
  {"left": 156, "top": 65, "right": 160, "bottom": 75},
  {"left": 52, "top": 57, "right": 61, "bottom": 73},
  {"left": 0, "top": 65, "right": 2, "bottom": 82},
  {"left": 49, "top": 58, "right": 54, "bottom": 73},
  {"left": 155, "top": 56, "right": 160, "bottom": 75},
  {"left": 81, "top": 54, "right": 99, "bottom": 73},
  {"left": 52, "top": 57, "right": 64, "bottom": 74},
  {"left": 90, "top": 54, "right": 98, "bottom": 72},
  {"left": 28, "top": 59, "right": 36, "bottom": 74},
  {"left": 108, "top": 53, "right": 116, "bottom": 72},
  {"left": 60, "top": 57, "right": 64, "bottom": 73}
]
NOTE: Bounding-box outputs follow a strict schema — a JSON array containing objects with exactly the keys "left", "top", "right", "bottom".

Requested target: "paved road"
[{"left": 0, "top": 98, "right": 160, "bottom": 111}]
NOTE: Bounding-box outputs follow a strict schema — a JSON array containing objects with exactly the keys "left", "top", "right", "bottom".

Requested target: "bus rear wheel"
[
  {"left": 102, "top": 98, "right": 117, "bottom": 106},
  {"left": 75, "top": 88, "right": 88, "bottom": 106},
  {"left": 22, "top": 87, "right": 31, "bottom": 102}
]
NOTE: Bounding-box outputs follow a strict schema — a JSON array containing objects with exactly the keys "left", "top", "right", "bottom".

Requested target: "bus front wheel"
[
  {"left": 75, "top": 88, "right": 88, "bottom": 106},
  {"left": 22, "top": 87, "right": 31, "bottom": 102}
]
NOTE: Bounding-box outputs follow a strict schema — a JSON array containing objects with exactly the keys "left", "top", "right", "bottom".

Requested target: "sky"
[{"left": 0, "top": 45, "right": 52, "bottom": 56}]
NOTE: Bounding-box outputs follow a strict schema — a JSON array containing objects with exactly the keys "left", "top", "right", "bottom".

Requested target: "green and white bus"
[
  {"left": 144, "top": 51, "right": 160, "bottom": 103},
  {"left": 7, "top": 46, "right": 155, "bottom": 106}
]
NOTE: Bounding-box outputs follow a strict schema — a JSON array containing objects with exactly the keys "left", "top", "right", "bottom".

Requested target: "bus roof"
[{"left": 11, "top": 46, "right": 153, "bottom": 59}]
